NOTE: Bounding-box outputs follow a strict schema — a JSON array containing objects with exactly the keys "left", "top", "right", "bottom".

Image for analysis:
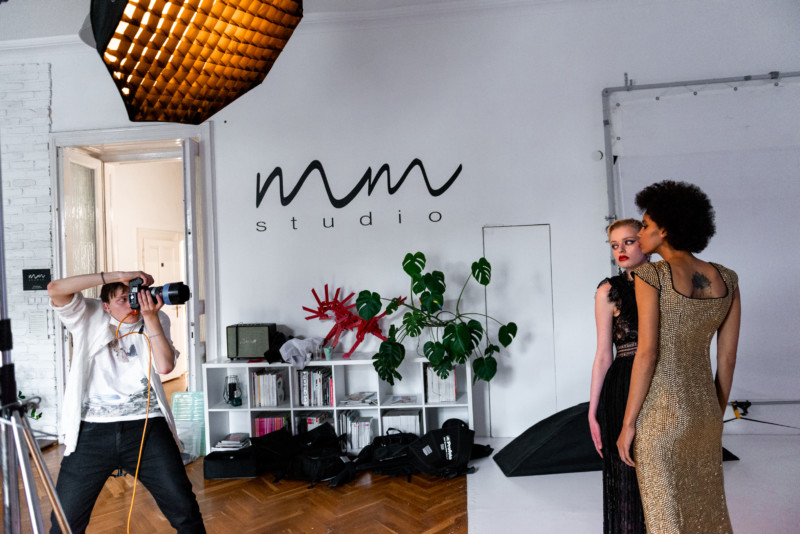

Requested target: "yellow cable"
[{"left": 115, "top": 312, "right": 154, "bottom": 534}]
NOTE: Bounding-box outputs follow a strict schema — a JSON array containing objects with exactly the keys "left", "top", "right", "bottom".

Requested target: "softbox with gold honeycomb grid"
[{"left": 91, "top": 0, "right": 303, "bottom": 125}]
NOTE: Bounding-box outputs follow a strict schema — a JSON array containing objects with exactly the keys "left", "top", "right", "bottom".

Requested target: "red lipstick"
[{"left": 619, "top": 255, "right": 629, "bottom": 261}]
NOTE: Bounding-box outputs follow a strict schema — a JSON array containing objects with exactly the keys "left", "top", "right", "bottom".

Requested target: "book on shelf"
[
  {"left": 381, "top": 408, "right": 421, "bottom": 435},
  {"left": 296, "top": 368, "right": 333, "bottom": 408},
  {"left": 252, "top": 413, "right": 290, "bottom": 437},
  {"left": 389, "top": 395, "right": 417, "bottom": 405},
  {"left": 425, "top": 366, "right": 457, "bottom": 403},
  {"left": 252, "top": 368, "right": 285, "bottom": 408},
  {"left": 215, "top": 432, "right": 251, "bottom": 449},
  {"left": 338, "top": 410, "right": 374, "bottom": 450},
  {"left": 339, "top": 391, "right": 377, "bottom": 406}
]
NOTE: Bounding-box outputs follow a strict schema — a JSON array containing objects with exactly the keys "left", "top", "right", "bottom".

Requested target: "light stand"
[{"left": 0, "top": 136, "right": 71, "bottom": 532}]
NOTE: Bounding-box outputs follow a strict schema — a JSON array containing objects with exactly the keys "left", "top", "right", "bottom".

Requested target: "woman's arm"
[
  {"left": 589, "top": 283, "right": 615, "bottom": 457},
  {"left": 617, "top": 276, "right": 659, "bottom": 467},
  {"left": 715, "top": 287, "right": 741, "bottom": 413}
]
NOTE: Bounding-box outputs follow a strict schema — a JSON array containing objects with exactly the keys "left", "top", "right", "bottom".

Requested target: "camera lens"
[{"left": 151, "top": 282, "right": 191, "bottom": 305}]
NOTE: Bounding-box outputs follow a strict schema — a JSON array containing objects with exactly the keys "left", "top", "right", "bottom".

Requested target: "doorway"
[
  {"left": 62, "top": 149, "right": 187, "bottom": 383},
  {"left": 51, "top": 125, "right": 217, "bottom": 408}
]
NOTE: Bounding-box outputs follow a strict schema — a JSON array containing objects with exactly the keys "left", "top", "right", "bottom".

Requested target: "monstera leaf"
[
  {"left": 471, "top": 257, "right": 492, "bottom": 286},
  {"left": 422, "top": 271, "right": 446, "bottom": 295},
  {"left": 498, "top": 322, "right": 518, "bottom": 347},
  {"left": 423, "top": 340, "right": 452, "bottom": 378},
  {"left": 419, "top": 291, "right": 443, "bottom": 313},
  {"left": 402, "top": 310, "right": 425, "bottom": 337},
  {"left": 372, "top": 340, "right": 405, "bottom": 384},
  {"left": 356, "top": 290, "right": 382, "bottom": 320},
  {"left": 466, "top": 319, "right": 484, "bottom": 347},
  {"left": 403, "top": 252, "right": 425, "bottom": 278},
  {"left": 473, "top": 355, "right": 498, "bottom": 382},
  {"left": 443, "top": 323, "right": 473, "bottom": 357}
]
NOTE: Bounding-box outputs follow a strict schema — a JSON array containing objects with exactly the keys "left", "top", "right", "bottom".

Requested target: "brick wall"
[{"left": 0, "top": 63, "right": 58, "bottom": 439}]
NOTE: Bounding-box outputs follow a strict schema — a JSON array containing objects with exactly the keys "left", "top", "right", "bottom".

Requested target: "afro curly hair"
[{"left": 635, "top": 180, "right": 716, "bottom": 253}]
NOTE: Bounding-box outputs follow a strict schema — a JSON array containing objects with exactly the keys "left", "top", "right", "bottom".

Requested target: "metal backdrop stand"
[{"left": 0, "top": 136, "right": 71, "bottom": 532}]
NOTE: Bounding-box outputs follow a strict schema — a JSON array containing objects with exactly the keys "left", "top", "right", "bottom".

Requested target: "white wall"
[
  {"left": 1, "top": 0, "right": 798, "bottom": 437},
  {"left": 209, "top": 0, "right": 800, "bottom": 433}
]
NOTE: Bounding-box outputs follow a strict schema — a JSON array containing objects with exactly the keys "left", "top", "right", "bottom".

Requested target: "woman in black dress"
[{"left": 589, "top": 219, "right": 649, "bottom": 533}]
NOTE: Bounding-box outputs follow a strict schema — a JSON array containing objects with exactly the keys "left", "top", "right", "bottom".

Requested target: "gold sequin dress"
[{"left": 632, "top": 261, "right": 737, "bottom": 534}]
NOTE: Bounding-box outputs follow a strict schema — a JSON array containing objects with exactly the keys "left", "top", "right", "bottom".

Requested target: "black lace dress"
[{"left": 596, "top": 274, "right": 647, "bottom": 534}]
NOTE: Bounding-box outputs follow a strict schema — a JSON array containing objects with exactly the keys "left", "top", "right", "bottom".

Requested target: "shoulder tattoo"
[{"left": 691, "top": 272, "right": 713, "bottom": 297}]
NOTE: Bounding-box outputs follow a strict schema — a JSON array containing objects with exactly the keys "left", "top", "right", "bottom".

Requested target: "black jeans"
[{"left": 51, "top": 418, "right": 205, "bottom": 533}]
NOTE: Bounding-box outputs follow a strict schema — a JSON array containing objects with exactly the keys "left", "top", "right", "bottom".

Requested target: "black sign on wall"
[{"left": 23, "top": 269, "right": 51, "bottom": 291}]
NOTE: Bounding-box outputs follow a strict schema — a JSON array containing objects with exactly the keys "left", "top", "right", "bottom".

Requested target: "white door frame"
[{"left": 50, "top": 123, "right": 220, "bottom": 398}]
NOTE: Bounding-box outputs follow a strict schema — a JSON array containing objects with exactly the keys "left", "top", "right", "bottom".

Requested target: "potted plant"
[{"left": 355, "top": 252, "right": 517, "bottom": 385}]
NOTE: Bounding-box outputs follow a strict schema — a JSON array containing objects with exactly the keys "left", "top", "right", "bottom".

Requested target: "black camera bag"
[
  {"left": 407, "top": 419, "right": 475, "bottom": 478},
  {"left": 343, "top": 428, "right": 420, "bottom": 482},
  {"left": 278, "top": 423, "right": 350, "bottom": 487}
]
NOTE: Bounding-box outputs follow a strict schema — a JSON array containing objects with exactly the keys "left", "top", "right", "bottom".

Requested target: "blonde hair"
[{"left": 606, "top": 218, "right": 642, "bottom": 240}]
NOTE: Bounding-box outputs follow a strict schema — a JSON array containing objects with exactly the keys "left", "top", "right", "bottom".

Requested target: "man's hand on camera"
[
  {"left": 137, "top": 289, "right": 164, "bottom": 317},
  {"left": 119, "top": 271, "right": 154, "bottom": 286}
]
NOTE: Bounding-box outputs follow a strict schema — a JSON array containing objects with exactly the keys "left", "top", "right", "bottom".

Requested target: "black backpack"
[
  {"left": 342, "top": 428, "right": 420, "bottom": 483},
  {"left": 407, "top": 419, "right": 476, "bottom": 478},
  {"left": 249, "top": 427, "right": 297, "bottom": 474},
  {"left": 279, "top": 423, "right": 350, "bottom": 487},
  {"left": 332, "top": 420, "right": 488, "bottom": 485}
]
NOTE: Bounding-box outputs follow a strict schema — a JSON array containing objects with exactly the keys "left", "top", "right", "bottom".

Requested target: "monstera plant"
[{"left": 355, "top": 252, "right": 517, "bottom": 385}]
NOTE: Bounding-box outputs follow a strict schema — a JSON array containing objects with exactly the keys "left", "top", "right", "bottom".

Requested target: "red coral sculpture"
[{"left": 303, "top": 284, "right": 403, "bottom": 358}]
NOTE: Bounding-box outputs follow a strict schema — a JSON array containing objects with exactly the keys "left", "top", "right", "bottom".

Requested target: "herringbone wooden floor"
[{"left": 5, "top": 443, "right": 467, "bottom": 533}]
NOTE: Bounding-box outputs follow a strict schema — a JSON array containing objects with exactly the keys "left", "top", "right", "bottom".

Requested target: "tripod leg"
[
  {"left": 1, "top": 415, "right": 21, "bottom": 532},
  {"left": 11, "top": 411, "right": 45, "bottom": 533},
  {"left": 17, "top": 413, "right": 72, "bottom": 533}
]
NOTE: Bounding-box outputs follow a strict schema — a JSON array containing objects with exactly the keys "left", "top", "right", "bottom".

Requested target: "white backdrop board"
[
  {"left": 483, "top": 225, "right": 556, "bottom": 437},
  {"left": 606, "top": 74, "right": 800, "bottom": 407}
]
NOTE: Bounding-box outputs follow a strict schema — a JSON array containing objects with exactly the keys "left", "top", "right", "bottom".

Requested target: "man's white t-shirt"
[{"left": 82, "top": 317, "right": 163, "bottom": 422}]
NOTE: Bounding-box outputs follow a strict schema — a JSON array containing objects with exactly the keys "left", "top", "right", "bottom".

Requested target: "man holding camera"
[{"left": 47, "top": 270, "right": 205, "bottom": 533}]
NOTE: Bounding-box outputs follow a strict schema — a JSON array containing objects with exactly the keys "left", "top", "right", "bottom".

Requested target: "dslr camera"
[{"left": 128, "top": 277, "right": 191, "bottom": 310}]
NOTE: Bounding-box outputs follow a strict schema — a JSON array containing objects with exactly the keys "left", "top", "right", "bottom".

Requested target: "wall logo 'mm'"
[{"left": 256, "top": 159, "right": 462, "bottom": 209}]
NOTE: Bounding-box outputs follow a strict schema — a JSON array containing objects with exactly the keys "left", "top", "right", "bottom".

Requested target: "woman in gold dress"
[{"left": 616, "top": 180, "right": 742, "bottom": 533}]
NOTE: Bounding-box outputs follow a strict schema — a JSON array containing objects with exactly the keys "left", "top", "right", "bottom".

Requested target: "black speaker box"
[{"left": 226, "top": 323, "right": 276, "bottom": 359}]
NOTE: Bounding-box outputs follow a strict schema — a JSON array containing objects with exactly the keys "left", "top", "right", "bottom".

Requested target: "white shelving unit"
[{"left": 202, "top": 352, "right": 472, "bottom": 453}]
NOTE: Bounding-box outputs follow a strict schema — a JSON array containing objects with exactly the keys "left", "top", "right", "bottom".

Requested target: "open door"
[
  {"left": 60, "top": 148, "right": 107, "bottom": 295},
  {"left": 54, "top": 147, "right": 108, "bottom": 399},
  {"left": 182, "top": 139, "right": 206, "bottom": 391}
]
